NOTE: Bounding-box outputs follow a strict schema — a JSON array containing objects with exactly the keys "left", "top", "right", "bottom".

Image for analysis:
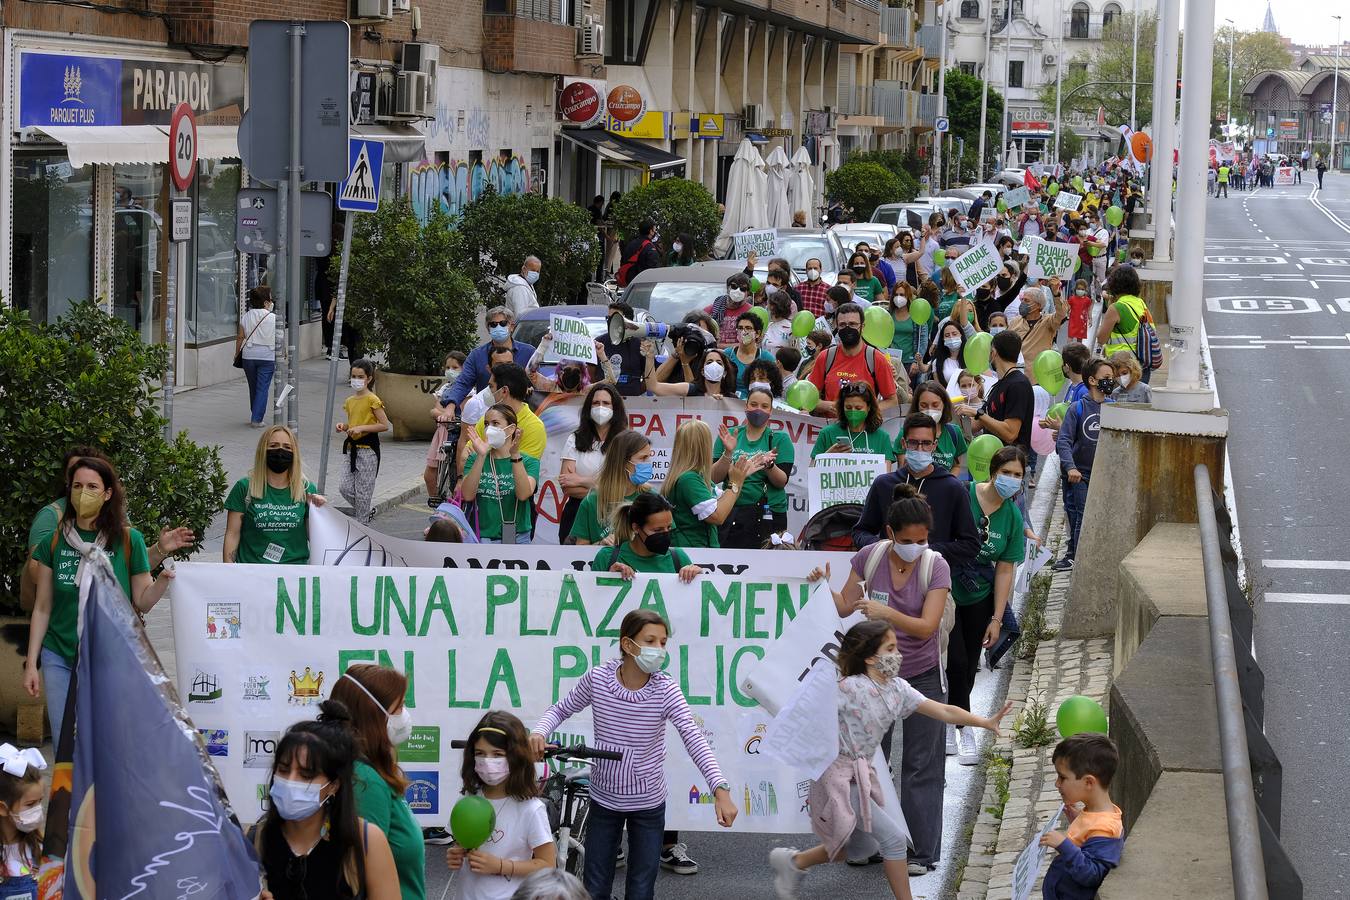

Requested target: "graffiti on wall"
[{"left": 409, "top": 151, "right": 531, "bottom": 222}]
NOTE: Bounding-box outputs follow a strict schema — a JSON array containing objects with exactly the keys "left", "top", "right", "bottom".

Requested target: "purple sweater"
[{"left": 533, "top": 659, "right": 725, "bottom": 811}]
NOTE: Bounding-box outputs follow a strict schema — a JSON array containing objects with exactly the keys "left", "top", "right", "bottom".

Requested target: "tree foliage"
[
  {"left": 456, "top": 188, "right": 600, "bottom": 309},
  {"left": 611, "top": 178, "right": 722, "bottom": 259},
  {"left": 346, "top": 198, "right": 480, "bottom": 374},
  {"left": 0, "top": 303, "right": 226, "bottom": 609},
  {"left": 846, "top": 150, "right": 921, "bottom": 201},
  {"left": 944, "top": 67, "right": 1005, "bottom": 150},
  {"left": 1038, "top": 13, "right": 1156, "bottom": 132},
  {"left": 824, "top": 161, "right": 906, "bottom": 220},
  {"left": 1211, "top": 28, "right": 1292, "bottom": 128}
]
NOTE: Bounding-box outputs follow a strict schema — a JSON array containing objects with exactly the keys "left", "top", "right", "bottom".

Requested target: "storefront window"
[
  {"left": 12, "top": 151, "right": 93, "bottom": 323},
  {"left": 191, "top": 160, "right": 241, "bottom": 345},
  {"left": 111, "top": 164, "right": 166, "bottom": 345}
]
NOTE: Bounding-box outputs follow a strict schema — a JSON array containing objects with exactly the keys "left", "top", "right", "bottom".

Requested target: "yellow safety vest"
[{"left": 1104, "top": 294, "right": 1148, "bottom": 357}]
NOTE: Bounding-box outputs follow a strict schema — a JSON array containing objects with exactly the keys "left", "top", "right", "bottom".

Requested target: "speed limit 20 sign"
[{"left": 169, "top": 102, "right": 198, "bottom": 192}]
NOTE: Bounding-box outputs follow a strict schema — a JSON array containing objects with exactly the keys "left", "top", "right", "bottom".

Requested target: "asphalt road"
[{"left": 1202, "top": 169, "right": 1350, "bottom": 898}]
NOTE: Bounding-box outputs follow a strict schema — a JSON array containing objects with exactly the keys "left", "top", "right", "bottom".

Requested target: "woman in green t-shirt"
[
  {"left": 24, "top": 456, "right": 172, "bottom": 742},
  {"left": 331, "top": 664, "right": 426, "bottom": 900},
  {"left": 225, "top": 425, "right": 326, "bottom": 564},
  {"left": 847, "top": 251, "right": 886, "bottom": 303},
  {"left": 810, "top": 381, "right": 895, "bottom": 467},
  {"left": 569, "top": 430, "right": 653, "bottom": 545},
  {"left": 909, "top": 382, "right": 968, "bottom": 477},
  {"left": 946, "top": 446, "right": 1026, "bottom": 764},
  {"left": 711, "top": 387, "right": 795, "bottom": 549},
  {"left": 592, "top": 492, "right": 703, "bottom": 582},
  {"left": 461, "top": 405, "right": 540, "bottom": 544},
  {"left": 661, "top": 419, "right": 755, "bottom": 547}
]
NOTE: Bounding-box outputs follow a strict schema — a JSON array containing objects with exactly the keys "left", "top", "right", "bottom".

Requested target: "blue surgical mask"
[
  {"left": 630, "top": 461, "right": 654, "bottom": 486},
  {"left": 990, "top": 326, "right": 1006, "bottom": 335},
  {"left": 525, "top": 270, "right": 540, "bottom": 285},
  {"left": 994, "top": 474, "right": 1022, "bottom": 499},
  {"left": 944, "top": 338, "right": 962, "bottom": 352},
  {"left": 905, "top": 450, "right": 933, "bottom": 472},
  {"left": 489, "top": 324, "right": 510, "bottom": 342},
  {"left": 269, "top": 775, "right": 329, "bottom": 821},
  {"left": 1018, "top": 302, "right": 1032, "bottom": 318}
]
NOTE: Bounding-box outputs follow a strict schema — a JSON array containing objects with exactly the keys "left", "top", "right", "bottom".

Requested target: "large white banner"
[{"left": 170, "top": 562, "right": 840, "bottom": 833}]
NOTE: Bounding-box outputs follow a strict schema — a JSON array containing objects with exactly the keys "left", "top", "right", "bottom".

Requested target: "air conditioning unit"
[
  {"left": 351, "top": 0, "right": 393, "bottom": 21},
  {"left": 1043, "top": 53, "right": 1057, "bottom": 66},
  {"left": 743, "top": 104, "right": 762, "bottom": 128},
  {"left": 577, "top": 17, "right": 604, "bottom": 56},
  {"left": 402, "top": 41, "right": 440, "bottom": 75},
  {"left": 395, "top": 70, "right": 429, "bottom": 117}
]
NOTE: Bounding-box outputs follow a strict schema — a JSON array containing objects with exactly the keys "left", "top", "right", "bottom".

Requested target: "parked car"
[
  {"left": 918, "top": 195, "right": 972, "bottom": 217},
  {"left": 623, "top": 260, "right": 804, "bottom": 327},
  {"left": 832, "top": 223, "right": 903, "bottom": 252},
  {"left": 872, "top": 201, "right": 940, "bottom": 229}
]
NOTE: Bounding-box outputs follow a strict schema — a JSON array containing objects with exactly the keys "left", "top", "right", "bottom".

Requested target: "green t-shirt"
[
  {"left": 27, "top": 499, "right": 66, "bottom": 553},
  {"left": 33, "top": 525, "right": 151, "bottom": 661},
  {"left": 936, "top": 423, "right": 968, "bottom": 472},
  {"left": 225, "top": 477, "right": 317, "bottom": 564},
  {"left": 952, "top": 482, "right": 1026, "bottom": 605},
  {"left": 890, "top": 315, "right": 917, "bottom": 364},
  {"left": 591, "top": 543, "right": 693, "bottom": 574},
  {"left": 464, "top": 454, "right": 540, "bottom": 541},
  {"left": 853, "top": 276, "right": 885, "bottom": 302},
  {"left": 667, "top": 471, "right": 721, "bottom": 548},
  {"left": 569, "top": 489, "right": 642, "bottom": 543},
  {"left": 812, "top": 423, "right": 896, "bottom": 461},
  {"left": 352, "top": 760, "right": 426, "bottom": 900},
  {"left": 938, "top": 293, "right": 959, "bottom": 321},
  {"left": 713, "top": 425, "right": 795, "bottom": 513}
]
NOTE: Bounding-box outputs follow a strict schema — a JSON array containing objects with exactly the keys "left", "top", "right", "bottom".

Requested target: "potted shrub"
[{"left": 345, "top": 198, "right": 480, "bottom": 440}]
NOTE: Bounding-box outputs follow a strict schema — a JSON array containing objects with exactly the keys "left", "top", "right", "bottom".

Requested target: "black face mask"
[
  {"left": 265, "top": 449, "right": 294, "bottom": 474},
  {"left": 642, "top": 528, "right": 673, "bottom": 555},
  {"left": 559, "top": 368, "right": 582, "bottom": 391},
  {"left": 852, "top": 266, "right": 866, "bottom": 276},
  {"left": 837, "top": 325, "right": 862, "bottom": 347}
]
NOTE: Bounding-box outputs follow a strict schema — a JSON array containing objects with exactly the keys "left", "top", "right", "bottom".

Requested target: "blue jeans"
[
  {"left": 584, "top": 801, "right": 665, "bottom": 900},
  {"left": 241, "top": 357, "right": 275, "bottom": 424},
  {"left": 1063, "top": 475, "right": 1089, "bottom": 560},
  {"left": 40, "top": 646, "right": 73, "bottom": 744}
]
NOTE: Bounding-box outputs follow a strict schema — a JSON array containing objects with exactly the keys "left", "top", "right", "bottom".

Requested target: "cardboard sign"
[
  {"left": 1002, "top": 186, "right": 1030, "bottom": 209},
  {"left": 1054, "top": 191, "right": 1083, "bottom": 212},
  {"left": 1274, "top": 167, "right": 1296, "bottom": 186},
  {"left": 548, "top": 313, "right": 598, "bottom": 363},
  {"left": 1012, "top": 804, "right": 1066, "bottom": 899},
  {"left": 733, "top": 229, "right": 778, "bottom": 260},
  {"left": 950, "top": 240, "right": 1003, "bottom": 294},
  {"left": 805, "top": 453, "right": 888, "bottom": 514},
  {"left": 1023, "top": 236, "right": 1081, "bottom": 281}
]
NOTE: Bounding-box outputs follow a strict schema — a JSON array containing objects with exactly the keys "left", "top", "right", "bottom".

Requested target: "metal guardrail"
[{"left": 1194, "top": 463, "right": 1269, "bottom": 900}]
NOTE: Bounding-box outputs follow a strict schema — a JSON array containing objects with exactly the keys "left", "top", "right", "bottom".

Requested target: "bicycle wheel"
[
  {"left": 433, "top": 442, "right": 457, "bottom": 504},
  {"left": 565, "top": 794, "right": 591, "bottom": 876}
]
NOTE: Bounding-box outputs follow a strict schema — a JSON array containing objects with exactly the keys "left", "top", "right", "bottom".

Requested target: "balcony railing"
[
  {"left": 1063, "top": 17, "right": 1102, "bottom": 40},
  {"left": 837, "top": 84, "right": 871, "bottom": 117},
  {"left": 881, "top": 6, "right": 915, "bottom": 43},
  {"left": 918, "top": 92, "right": 938, "bottom": 122},
  {"left": 918, "top": 23, "right": 942, "bottom": 57},
  {"left": 871, "top": 80, "right": 906, "bottom": 124}
]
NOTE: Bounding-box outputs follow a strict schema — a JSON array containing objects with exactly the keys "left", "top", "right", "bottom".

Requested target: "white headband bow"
[
  {"left": 0, "top": 744, "right": 47, "bottom": 778},
  {"left": 769, "top": 531, "right": 795, "bottom": 547}
]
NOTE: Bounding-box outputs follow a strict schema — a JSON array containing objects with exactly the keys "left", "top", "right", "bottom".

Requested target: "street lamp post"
[
  {"left": 1053, "top": 0, "right": 1063, "bottom": 166},
  {"left": 1332, "top": 16, "right": 1342, "bottom": 171},
  {"left": 1225, "top": 18, "right": 1234, "bottom": 136},
  {"left": 1129, "top": 0, "right": 1139, "bottom": 130},
  {"left": 935, "top": 0, "right": 950, "bottom": 189},
  {"left": 977, "top": 0, "right": 993, "bottom": 178}
]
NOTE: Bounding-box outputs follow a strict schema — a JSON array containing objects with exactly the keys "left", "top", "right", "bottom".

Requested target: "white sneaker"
[
  {"left": 957, "top": 726, "right": 980, "bottom": 765},
  {"left": 945, "top": 724, "right": 958, "bottom": 757},
  {"left": 769, "top": 847, "right": 805, "bottom": 899}
]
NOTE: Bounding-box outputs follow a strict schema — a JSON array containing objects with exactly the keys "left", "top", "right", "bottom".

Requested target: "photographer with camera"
[{"left": 644, "top": 326, "right": 735, "bottom": 399}]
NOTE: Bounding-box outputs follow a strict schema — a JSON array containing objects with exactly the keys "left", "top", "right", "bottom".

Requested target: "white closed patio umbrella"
[
  {"left": 715, "top": 139, "right": 769, "bottom": 257},
  {"left": 788, "top": 145, "right": 816, "bottom": 221},
  {"left": 764, "top": 145, "right": 794, "bottom": 228}
]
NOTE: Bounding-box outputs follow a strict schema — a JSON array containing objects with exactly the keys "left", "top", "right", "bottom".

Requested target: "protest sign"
[
  {"left": 1274, "top": 166, "right": 1295, "bottom": 186},
  {"left": 171, "top": 562, "right": 834, "bottom": 832},
  {"left": 805, "top": 453, "right": 888, "bottom": 515},
  {"left": 950, "top": 240, "right": 1002, "bottom": 294},
  {"left": 1024, "top": 237, "right": 1080, "bottom": 281},
  {"left": 980, "top": 207, "right": 997, "bottom": 222},
  {"left": 1012, "top": 804, "right": 1066, "bottom": 899},
  {"left": 733, "top": 229, "right": 777, "bottom": 260},
  {"left": 548, "top": 313, "right": 598, "bottom": 363},
  {"left": 1054, "top": 191, "right": 1083, "bottom": 211},
  {"left": 1018, "top": 235, "right": 1038, "bottom": 256},
  {"left": 1002, "top": 186, "right": 1030, "bottom": 209}
]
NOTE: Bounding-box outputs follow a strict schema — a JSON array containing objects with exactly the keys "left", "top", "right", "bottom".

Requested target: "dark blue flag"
[{"left": 67, "top": 558, "right": 261, "bottom": 900}]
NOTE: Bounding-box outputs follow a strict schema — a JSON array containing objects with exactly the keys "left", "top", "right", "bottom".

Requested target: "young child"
[
  {"left": 955, "top": 370, "right": 985, "bottom": 440},
  {"left": 0, "top": 745, "right": 46, "bottom": 899},
  {"left": 768, "top": 621, "right": 1011, "bottom": 900},
  {"left": 1067, "top": 279, "right": 1092, "bottom": 341},
  {"left": 336, "top": 358, "right": 390, "bottom": 523},
  {"left": 448, "top": 711, "right": 555, "bottom": 898},
  {"left": 760, "top": 530, "right": 798, "bottom": 550},
  {"left": 531, "top": 610, "right": 737, "bottom": 900},
  {"left": 776, "top": 347, "right": 802, "bottom": 392},
  {"left": 1040, "top": 733, "right": 1125, "bottom": 899}
]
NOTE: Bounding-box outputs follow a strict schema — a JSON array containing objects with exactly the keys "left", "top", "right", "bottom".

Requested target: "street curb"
[{"left": 370, "top": 476, "right": 429, "bottom": 519}]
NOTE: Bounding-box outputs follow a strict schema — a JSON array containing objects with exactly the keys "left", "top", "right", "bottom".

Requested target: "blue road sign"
[
  {"left": 338, "top": 138, "right": 384, "bottom": 213},
  {"left": 936, "top": 116, "right": 949, "bottom": 133}
]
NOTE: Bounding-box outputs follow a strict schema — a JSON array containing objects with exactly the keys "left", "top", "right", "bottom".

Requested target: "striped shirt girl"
[{"left": 532, "top": 659, "right": 725, "bottom": 811}]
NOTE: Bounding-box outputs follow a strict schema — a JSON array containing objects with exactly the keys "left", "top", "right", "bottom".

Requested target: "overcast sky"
[{"left": 1186, "top": 0, "right": 1347, "bottom": 46}]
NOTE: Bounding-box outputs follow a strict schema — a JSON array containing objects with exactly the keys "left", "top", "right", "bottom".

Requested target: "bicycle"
[
  {"left": 448, "top": 739, "right": 622, "bottom": 875},
  {"left": 428, "top": 417, "right": 463, "bottom": 508}
]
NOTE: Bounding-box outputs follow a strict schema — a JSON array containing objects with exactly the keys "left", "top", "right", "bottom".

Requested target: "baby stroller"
[{"left": 798, "top": 503, "right": 863, "bottom": 552}]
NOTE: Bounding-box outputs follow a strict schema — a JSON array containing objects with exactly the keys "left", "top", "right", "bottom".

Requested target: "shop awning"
[
  {"left": 33, "top": 125, "right": 167, "bottom": 168},
  {"left": 561, "top": 128, "right": 686, "bottom": 172},
  {"left": 196, "top": 125, "right": 240, "bottom": 160},
  {"left": 354, "top": 123, "right": 427, "bottom": 163}
]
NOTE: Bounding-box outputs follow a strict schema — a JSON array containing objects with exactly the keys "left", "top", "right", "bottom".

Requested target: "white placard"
[
  {"left": 759, "top": 657, "right": 840, "bottom": 780},
  {"left": 171, "top": 198, "right": 193, "bottom": 242},
  {"left": 1274, "top": 166, "right": 1296, "bottom": 186},
  {"left": 1022, "top": 236, "right": 1081, "bottom": 281},
  {"left": 1003, "top": 186, "right": 1030, "bottom": 209},
  {"left": 1012, "top": 804, "right": 1067, "bottom": 900},
  {"left": 1054, "top": 191, "right": 1083, "bottom": 211},
  {"left": 733, "top": 228, "right": 778, "bottom": 260},
  {"left": 805, "top": 453, "right": 888, "bottom": 514},
  {"left": 950, "top": 240, "right": 1003, "bottom": 294},
  {"left": 548, "top": 313, "right": 598, "bottom": 363}
]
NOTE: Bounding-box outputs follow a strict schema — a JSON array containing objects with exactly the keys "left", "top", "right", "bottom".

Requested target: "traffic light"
[{"left": 1176, "top": 79, "right": 1182, "bottom": 100}]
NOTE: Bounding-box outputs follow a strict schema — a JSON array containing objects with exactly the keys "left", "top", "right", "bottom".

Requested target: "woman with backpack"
[{"left": 1096, "top": 265, "right": 1154, "bottom": 384}]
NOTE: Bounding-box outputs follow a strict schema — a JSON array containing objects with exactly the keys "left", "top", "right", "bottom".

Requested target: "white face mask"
[
  {"left": 727, "top": 288, "right": 746, "bottom": 303},
  {"left": 474, "top": 756, "right": 511, "bottom": 786},
  {"left": 765, "top": 284, "right": 779, "bottom": 296},
  {"left": 892, "top": 541, "right": 926, "bottom": 563},
  {"left": 672, "top": 242, "right": 684, "bottom": 254},
  {"left": 923, "top": 408, "right": 942, "bottom": 423},
  {"left": 387, "top": 707, "right": 414, "bottom": 746},
  {"left": 350, "top": 378, "right": 366, "bottom": 391},
  {"left": 590, "top": 405, "right": 614, "bottom": 426},
  {"left": 870, "top": 651, "right": 903, "bottom": 679},
  {"left": 703, "top": 361, "right": 725, "bottom": 382},
  {"left": 807, "top": 268, "right": 820, "bottom": 281},
  {"left": 11, "top": 805, "right": 42, "bottom": 833},
  {"left": 1119, "top": 373, "right": 1132, "bottom": 388},
  {"left": 485, "top": 425, "right": 508, "bottom": 449}
]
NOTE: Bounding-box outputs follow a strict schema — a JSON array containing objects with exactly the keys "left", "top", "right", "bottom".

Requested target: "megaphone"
[{"left": 608, "top": 311, "right": 669, "bottom": 345}]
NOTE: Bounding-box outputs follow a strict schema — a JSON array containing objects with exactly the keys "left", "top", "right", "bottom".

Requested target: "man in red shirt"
[
  {"left": 796, "top": 256, "right": 830, "bottom": 316},
  {"left": 806, "top": 303, "right": 900, "bottom": 417}
]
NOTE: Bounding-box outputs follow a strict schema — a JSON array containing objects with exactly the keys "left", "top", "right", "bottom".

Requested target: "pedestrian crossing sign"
[{"left": 338, "top": 138, "right": 384, "bottom": 213}]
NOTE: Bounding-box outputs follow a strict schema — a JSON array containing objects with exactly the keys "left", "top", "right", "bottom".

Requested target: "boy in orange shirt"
[
  {"left": 1040, "top": 733, "right": 1125, "bottom": 899},
  {"left": 1066, "top": 279, "right": 1093, "bottom": 342}
]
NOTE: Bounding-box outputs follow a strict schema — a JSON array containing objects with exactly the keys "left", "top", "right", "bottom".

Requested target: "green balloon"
[
  {"left": 1047, "top": 183, "right": 1060, "bottom": 196},
  {"left": 910, "top": 297, "right": 933, "bottom": 326},
  {"left": 1034, "top": 349, "right": 1067, "bottom": 394},
  {"left": 792, "top": 309, "right": 816, "bottom": 338},
  {"left": 450, "top": 795, "right": 497, "bottom": 850},
  {"left": 996, "top": 198, "right": 1007, "bottom": 213},
  {"left": 786, "top": 378, "right": 820, "bottom": 412},
  {"left": 963, "top": 331, "right": 992, "bottom": 373},
  {"left": 1048, "top": 402, "right": 1069, "bottom": 421},
  {"left": 1106, "top": 205, "right": 1125, "bottom": 227},
  {"left": 933, "top": 249, "right": 947, "bottom": 268},
  {"left": 1057, "top": 694, "right": 1109, "bottom": 738},
  {"left": 967, "top": 433, "right": 1003, "bottom": 483},
  {"left": 749, "top": 276, "right": 762, "bottom": 294},
  {"left": 862, "top": 304, "right": 895, "bottom": 348},
  {"left": 750, "top": 305, "right": 769, "bottom": 331},
  {"left": 1072, "top": 176, "right": 1084, "bottom": 192}
]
